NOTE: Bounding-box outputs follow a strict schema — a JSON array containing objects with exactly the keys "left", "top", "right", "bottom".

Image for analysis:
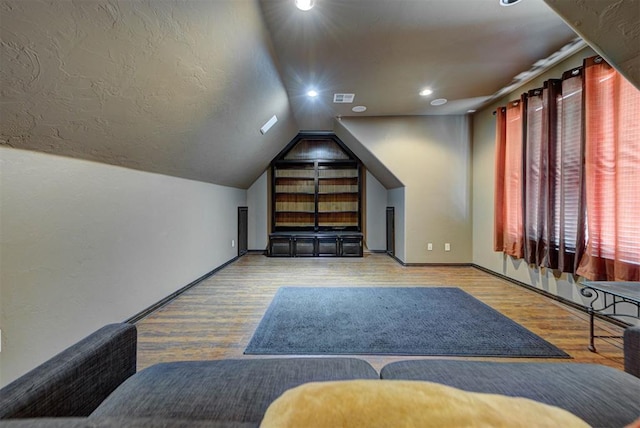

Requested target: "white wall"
[
  {"left": 0, "top": 147, "right": 246, "bottom": 386},
  {"left": 339, "top": 116, "right": 472, "bottom": 264},
  {"left": 365, "top": 170, "right": 388, "bottom": 251},
  {"left": 247, "top": 171, "right": 269, "bottom": 251}
]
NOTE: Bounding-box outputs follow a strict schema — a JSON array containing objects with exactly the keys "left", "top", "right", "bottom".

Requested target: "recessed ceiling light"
[
  {"left": 295, "top": 0, "right": 314, "bottom": 11},
  {"left": 307, "top": 90, "right": 318, "bottom": 97},
  {"left": 419, "top": 88, "right": 433, "bottom": 96},
  {"left": 467, "top": 109, "right": 477, "bottom": 113},
  {"left": 430, "top": 98, "right": 448, "bottom": 106},
  {"left": 499, "top": 0, "right": 522, "bottom": 6},
  {"left": 352, "top": 105, "right": 367, "bottom": 113}
]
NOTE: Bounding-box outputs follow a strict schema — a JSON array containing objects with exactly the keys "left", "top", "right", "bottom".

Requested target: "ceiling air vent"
[{"left": 333, "top": 93, "right": 355, "bottom": 103}]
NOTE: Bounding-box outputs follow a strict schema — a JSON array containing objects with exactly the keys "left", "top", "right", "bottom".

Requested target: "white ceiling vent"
[{"left": 333, "top": 93, "right": 355, "bottom": 103}]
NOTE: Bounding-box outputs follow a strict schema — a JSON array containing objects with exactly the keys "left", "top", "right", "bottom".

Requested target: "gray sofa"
[{"left": 1, "top": 323, "right": 639, "bottom": 427}]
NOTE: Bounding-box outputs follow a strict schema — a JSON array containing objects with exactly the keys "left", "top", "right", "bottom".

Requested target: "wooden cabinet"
[
  {"left": 269, "top": 233, "right": 363, "bottom": 257},
  {"left": 269, "top": 133, "right": 363, "bottom": 257}
]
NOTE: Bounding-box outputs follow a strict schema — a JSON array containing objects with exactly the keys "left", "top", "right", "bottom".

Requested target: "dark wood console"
[{"left": 269, "top": 232, "right": 363, "bottom": 257}]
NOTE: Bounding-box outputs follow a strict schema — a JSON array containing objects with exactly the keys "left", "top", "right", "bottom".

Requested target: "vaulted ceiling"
[
  {"left": 1, "top": 0, "right": 638, "bottom": 188},
  {"left": 260, "top": 0, "right": 579, "bottom": 130}
]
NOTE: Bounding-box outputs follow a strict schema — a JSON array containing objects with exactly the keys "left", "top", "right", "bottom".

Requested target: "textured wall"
[
  {"left": 0, "top": 0, "right": 298, "bottom": 188},
  {"left": 544, "top": 0, "right": 640, "bottom": 89},
  {"left": 0, "top": 146, "right": 246, "bottom": 386}
]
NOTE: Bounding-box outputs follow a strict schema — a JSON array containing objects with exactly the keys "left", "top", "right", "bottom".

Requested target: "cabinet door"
[
  {"left": 270, "top": 237, "right": 292, "bottom": 256},
  {"left": 317, "top": 237, "right": 339, "bottom": 256},
  {"left": 341, "top": 236, "right": 363, "bottom": 257},
  {"left": 293, "top": 237, "right": 316, "bottom": 257}
]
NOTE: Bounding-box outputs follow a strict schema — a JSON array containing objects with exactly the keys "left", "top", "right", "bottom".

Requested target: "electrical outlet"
[
  {"left": 445, "top": 243, "right": 451, "bottom": 251},
  {"left": 231, "top": 239, "right": 235, "bottom": 248},
  {"left": 427, "top": 243, "right": 433, "bottom": 251}
]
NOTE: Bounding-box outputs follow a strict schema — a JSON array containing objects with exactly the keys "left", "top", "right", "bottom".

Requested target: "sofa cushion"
[
  {"left": 260, "top": 379, "right": 588, "bottom": 428},
  {"left": 381, "top": 360, "right": 640, "bottom": 428},
  {"left": 91, "top": 358, "right": 377, "bottom": 424}
]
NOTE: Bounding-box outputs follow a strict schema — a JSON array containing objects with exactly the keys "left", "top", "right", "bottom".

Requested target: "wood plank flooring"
[{"left": 135, "top": 253, "right": 625, "bottom": 373}]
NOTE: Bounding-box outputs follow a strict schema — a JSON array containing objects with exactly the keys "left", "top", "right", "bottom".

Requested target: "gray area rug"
[{"left": 244, "top": 287, "right": 570, "bottom": 357}]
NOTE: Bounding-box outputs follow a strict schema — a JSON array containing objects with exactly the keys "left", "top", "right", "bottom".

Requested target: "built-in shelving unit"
[{"left": 269, "top": 133, "right": 363, "bottom": 257}]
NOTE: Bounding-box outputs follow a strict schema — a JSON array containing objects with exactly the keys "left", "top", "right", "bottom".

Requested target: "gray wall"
[
  {"left": 247, "top": 171, "right": 269, "bottom": 251},
  {"left": 388, "top": 187, "right": 406, "bottom": 262},
  {"left": 365, "top": 170, "right": 388, "bottom": 251},
  {"left": 0, "top": 147, "right": 246, "bottom": 386},
  {"left": 338, "top": 116, "right": 472, "bottom": 264}
]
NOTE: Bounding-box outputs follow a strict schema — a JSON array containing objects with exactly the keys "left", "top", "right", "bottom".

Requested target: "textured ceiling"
[
  {"left": 259, "top": 0, "right": 579, "bottom": 130},
  {"left": 0, "top": 0, "right": 298, "bottom": 188},
  {"left": 1, "top": 0, "right": 637, "bottom": 188},
  {"left": 543, "top": 0, "right": 640, "bottom": 88}
]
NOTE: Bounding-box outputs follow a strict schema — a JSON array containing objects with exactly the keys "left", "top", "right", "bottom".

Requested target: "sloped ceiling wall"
[
  {"left": 543, "top": 0, "right": 639, "bottom": 89},
  {"left": 1, "top": 0, "right": 637, "bottom": 191},
  {"left": 0, "top": 0, "right": 298, "bottom": 189}
]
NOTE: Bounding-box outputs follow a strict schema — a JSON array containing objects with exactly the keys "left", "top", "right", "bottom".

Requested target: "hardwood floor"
[{"left": 135, "top": 253, "right": 625, "bottom": 373}]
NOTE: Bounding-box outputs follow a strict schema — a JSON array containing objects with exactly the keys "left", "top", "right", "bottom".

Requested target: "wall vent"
[{"left": 333, "top": 93, "right": 355, "bottom": 103}]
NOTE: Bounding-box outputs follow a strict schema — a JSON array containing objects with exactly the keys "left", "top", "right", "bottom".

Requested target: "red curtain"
[
  {"left": 576, "top": 57, "right": 640, "bottom": 281},
  {"left": 494, "top": 107, "right": 507, "bottom": 252},
  {"left": 494, "top": 55, "right": 639, "bottom": 281},
  {"left": 499, "top": 98, "right": 525, "bottom": 258}
]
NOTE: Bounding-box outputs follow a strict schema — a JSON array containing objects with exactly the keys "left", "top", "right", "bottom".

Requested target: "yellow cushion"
[{"left": 260, "top": 379, "right": 589, "bottom": 428}]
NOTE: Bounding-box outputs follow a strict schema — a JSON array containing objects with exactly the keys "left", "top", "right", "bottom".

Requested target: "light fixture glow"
[
  {"left": 307, "top": 89, "right": 318, "bottom": 97},
  {"left": 295, "top": 0, "right": 314, "bottom": 11},
  {"left": 499, "top": 0, "right": 522, "bottom": 6},
  {"left": 430, "top": 98, "right": 448, "bottom": 106},
  {"left": 419, "top": 88, "right": 433, "bottom": 96}
]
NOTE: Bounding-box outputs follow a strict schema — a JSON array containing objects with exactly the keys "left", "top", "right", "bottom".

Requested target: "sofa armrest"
[
  {"left": 624, "top": 324, "right": 640, "bottom": 378},
  {"left": 0, "top": 323, "right": 137, "bottom": 419}
]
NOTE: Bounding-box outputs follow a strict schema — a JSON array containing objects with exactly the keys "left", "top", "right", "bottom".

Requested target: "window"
[
  {"left": 494, "top": 56, "right": 640, "bottom": 281},
  {"left": 576, "top": 57, "right": 640, "bottom": 281}
]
